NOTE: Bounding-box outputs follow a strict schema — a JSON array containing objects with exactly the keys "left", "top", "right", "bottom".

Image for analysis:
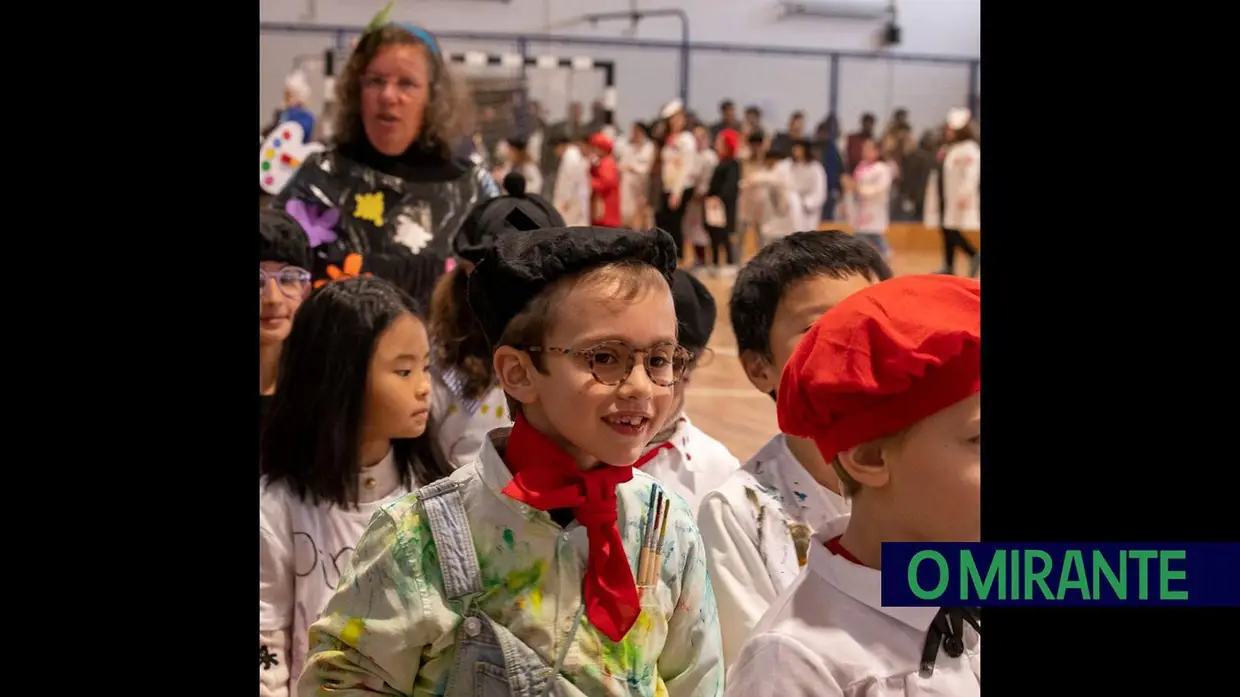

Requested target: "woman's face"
[{"left": 360, "top": 43, "right": 431, "bottom": 156}]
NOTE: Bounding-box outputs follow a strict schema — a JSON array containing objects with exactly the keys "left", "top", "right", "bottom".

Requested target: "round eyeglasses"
[
  {"left": 260, "top": 266, "right": 311, "bottom": 299},
  {"left": 524, "top": 340, "right": 693, "bottom": 387}
]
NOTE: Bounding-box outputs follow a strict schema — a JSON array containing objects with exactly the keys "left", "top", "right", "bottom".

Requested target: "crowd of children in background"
[
  {"left": 474, "top": 99, "right": 980, "bottom": 280},
  {"left": 260, "top": 16, "right": 980, "bottom": 697}
]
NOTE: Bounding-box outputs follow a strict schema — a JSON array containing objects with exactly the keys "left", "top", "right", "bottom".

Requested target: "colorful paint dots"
[
  {"left": 262, "top": 161, "right": 271, "bottom": 171},
  {"left": 264, "top": 148, "right": 275, "bottom": 159},
  {"left": 282, "top": 130, "right": 291, "bottom": 140},
  {"left": 273, "top": 139, "right": 282, "bottom": 148},
  {"left": 264, "top": 176, "right": 274, "bottom": 185}
]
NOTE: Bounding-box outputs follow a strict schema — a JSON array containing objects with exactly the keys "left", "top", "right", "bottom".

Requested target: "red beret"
[{"left": 777, "top": 275, "right": 981, "bottom": 462}]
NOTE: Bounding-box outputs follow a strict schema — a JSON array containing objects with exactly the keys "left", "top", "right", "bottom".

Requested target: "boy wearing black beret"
[
  {"left": 639, "top": 269, "right": 740, "bottom": 514},
  {"left": 301, "top": 226, "right": 724, "bottom": 697}
]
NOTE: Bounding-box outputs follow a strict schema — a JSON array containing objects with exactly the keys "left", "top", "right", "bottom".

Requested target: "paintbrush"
[
  {"left": 637, "top": 486, "right": 659, "bottom": 584},
  {"left": 645, "top": 498, "right": 672, "bottom": 586}
]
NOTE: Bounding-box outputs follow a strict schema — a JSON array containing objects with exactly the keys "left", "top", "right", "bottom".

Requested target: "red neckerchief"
[
  {"left": 825, "top": 535, "right": 865, "bottom": 566},
  {"left": 501, "top": 413, "right": 640, "bottom": 642}
]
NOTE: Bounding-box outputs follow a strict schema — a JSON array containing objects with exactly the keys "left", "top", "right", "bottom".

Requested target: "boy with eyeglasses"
[
  {"left": 259, "top": 208, "right": 312, "bottom": 426},
  {"left": 299, "top": 226, "right": 723, "bottom": 697}
]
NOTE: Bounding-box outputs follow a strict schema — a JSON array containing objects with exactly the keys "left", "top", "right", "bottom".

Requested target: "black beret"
[
  {"left": 453, "top": 172, "right": 565, "bottom": 262},
  {"left": 259, "top": 208, "right": 312, "bottom": 269},
  {"left": 670, "top": 269, "right": 716, "bottom": 352},
  {"left": 467, "top": 226, "right": 678, "bottom": 347}
]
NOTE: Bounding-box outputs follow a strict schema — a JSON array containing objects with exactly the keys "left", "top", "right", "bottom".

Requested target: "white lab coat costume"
[
  {"left": 923, "top": 140, "right": 981, "bottom": 231},
  {"left": 553, "top": 144, "right": 591, "bottom": 226},
  {"left": 726, "top": 517, "right": 981, "bottom": 697},
  {"left": 789, "top": 160, "right": 827, "bottom": 231},
  {"left": 697, "top": 434, "right": 850, "bottom": 669},
  {"left": 495, "top": 161, "right": 544, "bottom": 197},
  {"left": 619, "top": 139, "right": 655, "bottom": 224},
  {"left": 851, "top": 160, "right": 894, "bottom": 234},
  {"left": 639, "top": 415, "right": 740, "bottom": 517},
  {"left": 661, "top": 131, "right": 698, "bottom": 197},
  {"left": 743, "top": 162, "right": 799, "bottom": 244}
]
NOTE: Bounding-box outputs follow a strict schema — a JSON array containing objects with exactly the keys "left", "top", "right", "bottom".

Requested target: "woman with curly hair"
[{"left": 273, "top": 3, "right": 498, "bottom": 290}]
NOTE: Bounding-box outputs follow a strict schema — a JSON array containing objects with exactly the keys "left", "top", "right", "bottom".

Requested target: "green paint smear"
[{"left": 502, "top": 528, "right": 515, "bottom": 550}]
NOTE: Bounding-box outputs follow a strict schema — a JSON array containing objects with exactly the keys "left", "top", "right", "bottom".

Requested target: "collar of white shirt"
[{"left": 806, "top": 517, "right": 940, "bottom": 631}]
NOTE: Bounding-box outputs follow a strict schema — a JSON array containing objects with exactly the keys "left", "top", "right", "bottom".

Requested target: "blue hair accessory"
[{"left": 364, "top": 1, "right": 441, "bottom": 56}]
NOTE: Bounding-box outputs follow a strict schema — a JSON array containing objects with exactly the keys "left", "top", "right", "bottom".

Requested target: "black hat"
[
  {"left": 670, "top": 269, "right": 716, "bottom": 352},
  {"left": 467, "top": 226, "right": 678, "bottom": 347},
  {"left": 453, "top": 171, "right": 564, "bottom": 262},
  {"left": 259, "top": 208, "right": 312, "bottom": 269}
]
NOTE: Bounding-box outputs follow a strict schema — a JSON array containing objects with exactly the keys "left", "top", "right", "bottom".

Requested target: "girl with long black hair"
[{"left": 259, "top": 275, "right": 450, "bottom": 697}]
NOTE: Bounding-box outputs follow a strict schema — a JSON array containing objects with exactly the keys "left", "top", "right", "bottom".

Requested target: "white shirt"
[
  {"left": 851, "top": 160, "right": 894, "bottom": 234},
  {"left": 789, "top": 160, "right": 827, "bottom": 231},
  {"left": 697, "top": 434, "right": 850, "bottom": 669},
  {"left": 259, "top": 450, "right": 412, "bottom": 697},
  {"left": 639, "top": 415, "right": 741, "bottom": 516},
  {"left": 553, "top": 144, "right": 591, "bottom": 226},
  {"left": 430, "top": 369, "right": 512, "bottom": 468},
  {"left": 727, "top": 517, "right": 981, "bottom": 697},
  {"left": 661, "top": 131, "right": 699, "bottom": 194},
  {"left": 744, "top": 162, "right": 799, "bottom": 240}
]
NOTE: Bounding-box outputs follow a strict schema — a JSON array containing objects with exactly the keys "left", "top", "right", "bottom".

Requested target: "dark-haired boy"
[
  {"left": 728, "top": 274, "right": 981, "bottom": 696},
  {"left": 300, "top": 227, "right": 723, "bottom": 697},
  {"left": 697, "top": 229, "right": 892, "bottom": 669}
]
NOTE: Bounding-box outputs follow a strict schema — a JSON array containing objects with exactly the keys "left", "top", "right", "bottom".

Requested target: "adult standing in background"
[
  {"left": 272, "top": 7, "right": 498, "bottom": 291},
  {"left": 657, "top": 98, "right": 698, "bottom": 263},
  {"left": 924, "top": 107, "right": 981, "bottom": 277}
]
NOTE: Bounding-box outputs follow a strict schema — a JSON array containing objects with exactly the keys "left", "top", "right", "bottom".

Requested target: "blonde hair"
[{"left": 332, "top": 24, "right": 473, "bottom": 158}]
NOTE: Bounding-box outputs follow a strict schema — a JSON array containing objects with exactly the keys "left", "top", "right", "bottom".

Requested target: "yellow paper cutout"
[{"left": 354, "top": 192, "right": 386, "bottom": 226}]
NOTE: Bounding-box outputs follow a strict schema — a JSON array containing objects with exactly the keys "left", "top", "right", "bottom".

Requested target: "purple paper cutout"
[{"left": 285, "top": 200, "right": 340, "bottom": 248}]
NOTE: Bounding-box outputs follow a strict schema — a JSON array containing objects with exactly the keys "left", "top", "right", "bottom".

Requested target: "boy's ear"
[
  {"left": 740, "top": 350, "right": 778, "bottom": 395},
  {"left": 837, "top": 440, "right": 891, "bottom": 490},
  {"left": 494, "top": 346, "right": 538, "bottom": 408}
]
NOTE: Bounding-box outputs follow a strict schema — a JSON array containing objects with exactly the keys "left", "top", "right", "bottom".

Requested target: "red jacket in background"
[{"left": 589, "top": 133, "right": 622, "bottom": 227}]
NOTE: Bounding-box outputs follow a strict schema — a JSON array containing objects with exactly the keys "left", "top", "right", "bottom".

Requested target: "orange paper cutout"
[{"left": 312, "top": 253, "right": 372, "bottom": 289}]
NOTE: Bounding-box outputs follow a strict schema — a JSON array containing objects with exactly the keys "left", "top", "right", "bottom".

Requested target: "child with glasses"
[
  {"left": 637, "top": 269, "right": 740, "bottom": 515},
  {"left": 299, "top": 226, "right": 724, "bottom": 697},
  {"left": 259, "top": 209, "right": 312, "bottom": 426}
]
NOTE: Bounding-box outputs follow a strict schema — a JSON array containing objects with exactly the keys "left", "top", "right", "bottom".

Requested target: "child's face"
[
  {"left": 868, "top": 393, "right": 981, "bottom": 542},
  {"left": 522, "top": 279, "right": 678, "bottom": 467},
  {"left": 362, "top": 313, "right": 433, "bottom": 442},
  {"left": 861, "top": 140, "right": 879, "bottom": 162},
  {"left": 742, "top": 273, "right": 876, "bottom": 395},
  {"left": 259, "top": 261, "right": 309, "bottom": 346}
]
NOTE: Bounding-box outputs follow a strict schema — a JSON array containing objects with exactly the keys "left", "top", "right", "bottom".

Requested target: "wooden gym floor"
[{"left": 683, "top": 224, "right": 979, "bottom": 461}]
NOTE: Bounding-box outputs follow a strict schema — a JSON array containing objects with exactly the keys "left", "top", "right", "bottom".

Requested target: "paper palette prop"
[{"left": 259, "top": 121, "right": 325, "bottom": 195}]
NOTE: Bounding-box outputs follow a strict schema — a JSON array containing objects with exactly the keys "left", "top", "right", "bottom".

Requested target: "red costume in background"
[{"left": 589, "top": 133, "right": 622, "bottom": 227}]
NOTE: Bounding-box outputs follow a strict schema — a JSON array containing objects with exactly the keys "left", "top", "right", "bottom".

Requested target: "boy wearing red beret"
[
  {"left": 725, "top": 274, "right": 981, "bottom": 697},
  {"left": 698, "top": 230, "right": 891, "bottom": 669}
]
